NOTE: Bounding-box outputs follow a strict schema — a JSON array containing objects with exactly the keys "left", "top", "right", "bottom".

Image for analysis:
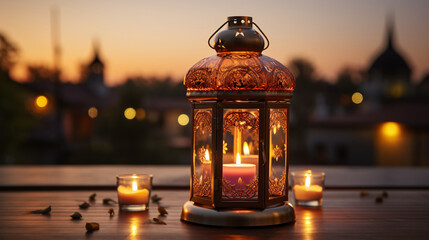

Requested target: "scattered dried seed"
[
  {"left": 152, "top": 218, "right": 167, "bottom": 225},
  {"left": 375, "top": 196, "right": 383, "bottom": 203},
  {"left": 108, "top": 208, "right": 115, "bottom": 216},
  {"left": 103, "top": 198, "right": 117, "bottom": 205},
  {"left": 360, "top": 191, "right": 369, "bottom": 197},
  {"left": 30, "top": 206, "right": 51, "bottom": 214},
  {"left": 381, "top": 191, "right": 388, "bottom": 198},
  {"left": 85, "top": 222, "right": 100, "bottom": 232},
  {"left": 89, "top": 193, "right": 96, "bottom": 202},
  {"left": 151, "top": 194, "right": 162, "bottom": 203},
  {"left": 79, "top": 202, "right": 90, "bottom": 209},
  {"left": 70, "top": 212, "right": 82, "bottom": 220},
  {"left": 158, "top": 206, "right": 168, "bottom": 216}
]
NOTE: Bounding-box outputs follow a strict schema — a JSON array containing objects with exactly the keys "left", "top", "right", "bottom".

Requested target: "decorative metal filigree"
[
  {"left": 223, "top": 141, "right": 228, "bottom": 154},
  {"left": 269, "top": 171, "right": 286, "bottom": 197},
  {"left": 194, "top": 110, "right": 212, "bottom": 135},
  {"left": 222, "top": 178, "right": 258, "bottom": 199},
  {"left": 186, "top": 69, "right": 212, "bottom": 90},
  {"left": 268, "top": 68, "right": 294, "bottom": 90},
  {"left": 193, "top": 175, "right": 211, "bottom": 198},
  {"left": 272, "top": 145, "right": 283, "bottom": 161},
  {"left": 224, "top": 67, "right": 259, "bottom": 90},
  {"left": 184, "top": 54, "right": 296, "bottom": 92},
  {"left": 270, "top": 109, "right": 287, "bottom": 131},
  {"left": 223, "top": 110, "right": 259, "bottom": 133},
  {"left": 198, "top": 146, "right": 211, "bottom": 164}
]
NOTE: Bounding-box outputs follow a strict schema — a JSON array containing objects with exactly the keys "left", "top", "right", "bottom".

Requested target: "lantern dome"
[{"left": 184, "top": 16, "right": 295, "bottom": 101}]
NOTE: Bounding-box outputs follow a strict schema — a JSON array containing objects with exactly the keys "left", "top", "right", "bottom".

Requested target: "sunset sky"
[{"left": 1, "top": 0, "right": 428, "bottom": 86}]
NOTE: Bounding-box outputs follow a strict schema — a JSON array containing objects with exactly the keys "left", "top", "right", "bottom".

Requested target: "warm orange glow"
[
  {"left": 305, "top": 175, "right": 311, "bottom": 190},
  {"left": 124, "top": 107, "right": 136, "bottom": 120},
  {"left": 205, "top": 149, "right": 210, "bottom": 162},
  {"left": 243, "top": 142, "right": 250, "bottom": 155},
  {"left": 351, "top": 92, "right": 363, "bottom": 104},
  {"left": 35, "top": 95, "right": 48, "bottom": 108},
  {"left": 236, "top": 153, "right": 241, "bottom": 165},
  {"left": 305, "top": 170, "right": 312, "bottom": 190},
  {"left": 2, "top": 1, "right": 428, "bottom": 85},
  {"left": 381, "top": 122, "right": 401, "bottom": 138},
  {"left": 88, "top": 107, "right": 98, "bottom": 119},
  {"left": 132, "top": 181, "right": 138, "bottom": 192},
  {"left": 136, "top": 108, "right": 146, "bottom": 120}
]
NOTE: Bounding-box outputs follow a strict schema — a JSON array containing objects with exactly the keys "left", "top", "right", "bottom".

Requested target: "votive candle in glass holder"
[
  {"left": 117, "top": 174, "right": 153, "bottom": 211},
  {"left": 291, "top": 170, "right": 325, "bottom": 207}
]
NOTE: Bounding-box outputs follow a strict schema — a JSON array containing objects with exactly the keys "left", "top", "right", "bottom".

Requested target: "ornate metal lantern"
[{"left": 181, "top": 16, "right": 296, "bottom": 226}]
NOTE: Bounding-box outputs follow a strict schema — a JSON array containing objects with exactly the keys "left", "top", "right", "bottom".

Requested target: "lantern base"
[{"left": 181, "top": 201, "right": 295, "bottom": 227}]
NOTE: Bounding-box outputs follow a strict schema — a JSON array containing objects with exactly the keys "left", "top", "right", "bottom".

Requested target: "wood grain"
[{"left": 0, "top": 190, "right": 428, "bottom": 239}]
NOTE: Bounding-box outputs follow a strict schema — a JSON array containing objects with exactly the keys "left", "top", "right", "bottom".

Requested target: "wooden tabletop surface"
[
  {"left": 1, "top": 165, "right": 429, "bottom": 189},
  {"left": 0, "top": 189, "right": 428, "bottom": 240},
  {"left": 1, "top": 166, "right": 429, "bottom": 239}
]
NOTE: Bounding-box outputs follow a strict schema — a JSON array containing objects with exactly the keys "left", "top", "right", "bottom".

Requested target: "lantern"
[{"left": 181, "top": 16, "right": 296, "bottom": 226}]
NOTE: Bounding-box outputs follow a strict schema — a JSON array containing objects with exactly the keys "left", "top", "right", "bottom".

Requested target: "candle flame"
[
  {"left": 205, "top": 149, "right": 210, "bottom": 162},
  {"left": 132, "top": 181, "right": 137, "bottom": 191},
  {"left": 243, "top": 142, "right": 250, "bottom": 155},
  {"left": 236, "top": 153, "right": 241, "bottom": 165},
  {"left": 305, "top": 175, "right": 311, "bottom": 190}
]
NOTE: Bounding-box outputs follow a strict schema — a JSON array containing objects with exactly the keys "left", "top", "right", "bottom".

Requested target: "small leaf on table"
[
  {"left": 30, "top": 206, "right": 51, "bottom": 214},
  {"left": 85, "top": 222, "right": 100, "bottom": 232},
  {"left": 360, "top": 191, "right": 369, "bottom": 197},
  {"left": 375, "top": 196, "right": 383, "bottom": 203},
  {"left": 158, "top": 205, "right": 168, "bottom": 216},
  {"left": 103, "top": 198, "right": 117, "bottom": 205},
  {"left": 89, "top": 193, "right": 96, "bottom": 202},
  {"left": 152, "top": 218, "right": 167, "bottom": 225},
  {"left": 70, "top": 212, "right": 82, "bottom": 220},
  {"left": 79, "top": 202, "right": 91, "bottom": 209},
  {"left": 151, "top": 194, "right": 162, "bottom": 203}
]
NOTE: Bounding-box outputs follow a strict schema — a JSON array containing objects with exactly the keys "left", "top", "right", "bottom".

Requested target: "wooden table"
[{"left": 0, "top": 166, "right": 429, "bottom": 239}]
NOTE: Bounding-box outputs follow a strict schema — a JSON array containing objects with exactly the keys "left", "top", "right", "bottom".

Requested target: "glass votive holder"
[
  {"left": 116, "top": 174, "right": 153, "bottom": 212},
  {"left": 291, "top": 170, "right": 325, "bottom": 207}
]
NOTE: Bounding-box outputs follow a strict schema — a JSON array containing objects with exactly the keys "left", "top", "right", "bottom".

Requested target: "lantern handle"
[
  {"left": 253, "top": 22, "right": 270, "bottom": 50},
  {"left": 208, "top": 20, "right": 270, "bottom": 50},
  {"left": 208, "top": 20, "right": 229, "bottom": 50}
]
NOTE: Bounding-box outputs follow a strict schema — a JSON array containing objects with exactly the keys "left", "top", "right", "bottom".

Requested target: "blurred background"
[{"left": 1, "top": 0, "right": 428, "bottom": 166}]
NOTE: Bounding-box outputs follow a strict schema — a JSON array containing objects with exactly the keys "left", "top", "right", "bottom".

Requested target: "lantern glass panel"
[
  {"left": 192, "top": 108, "right": 213, "bottom": 200},
  {"left": 269, "top": 108, "right": 288, "bottom": 199},
  {"left": 222, "top": 108, "right": 259, "bottom": 201}
]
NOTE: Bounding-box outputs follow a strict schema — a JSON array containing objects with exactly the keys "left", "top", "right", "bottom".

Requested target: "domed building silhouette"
[
  {"left": 306, "top": 16, "right": 429, "bottom": 166},
  {"left": 362, "top": 17, "right": 413, "bottom": 110}
]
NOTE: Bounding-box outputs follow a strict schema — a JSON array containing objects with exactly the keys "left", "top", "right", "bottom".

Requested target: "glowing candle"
[
  {"left": 241, "top": 142, "right": 258, "bottom": 166},
  {"left": 117, "top": 174, "right": 152, "bottom": 211},
  {"left": 201, "top": 149, "right": 211, "bottom": 179},
  {"left": 223, "top": 153, "right": 256, "bottom": 186},
  {"left": 117, "top": 180, "right": 149, "bottom": 205},
  {"left": 293, "top": 171, "right": 323, "bottom": 201}
]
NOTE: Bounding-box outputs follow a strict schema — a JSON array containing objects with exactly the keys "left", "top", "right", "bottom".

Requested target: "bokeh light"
[
  {"left": 35, "top": 95, "right": 48, "bottom": 108},
  {"left": 381, "top": 122, "right": 401, "bottom": 138},
  {"left": 351, "top": 92, "right": 363, "bottom": 104},
  {"left": 124, "top": 107, "right": 136, "bottom": 120},
  {"left": 88, "top": 107, "right": 98, "bottom": 119},
  {"left": 136, "top": 108, "right": 146, "bottom": 120},
  {"left": 177, "top": 114, "right": 189, "bottom": 126}
]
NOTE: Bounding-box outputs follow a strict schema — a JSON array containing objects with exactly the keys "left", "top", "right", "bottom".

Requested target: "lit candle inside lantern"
[
  {"left": 223, "top": 153, "right": 256, "bottom": 186},
  {"left": 241, "top": 142, "right": 258, "bottom": 166},
  {"left": 293, "top": 171, "right": 323, "bottom": 201},
  {"left": 117, "top": 177, "right": 149, "bottom": 205},
  {"left": 201, "top": 149, "right": 211, "bottom": 179}
]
